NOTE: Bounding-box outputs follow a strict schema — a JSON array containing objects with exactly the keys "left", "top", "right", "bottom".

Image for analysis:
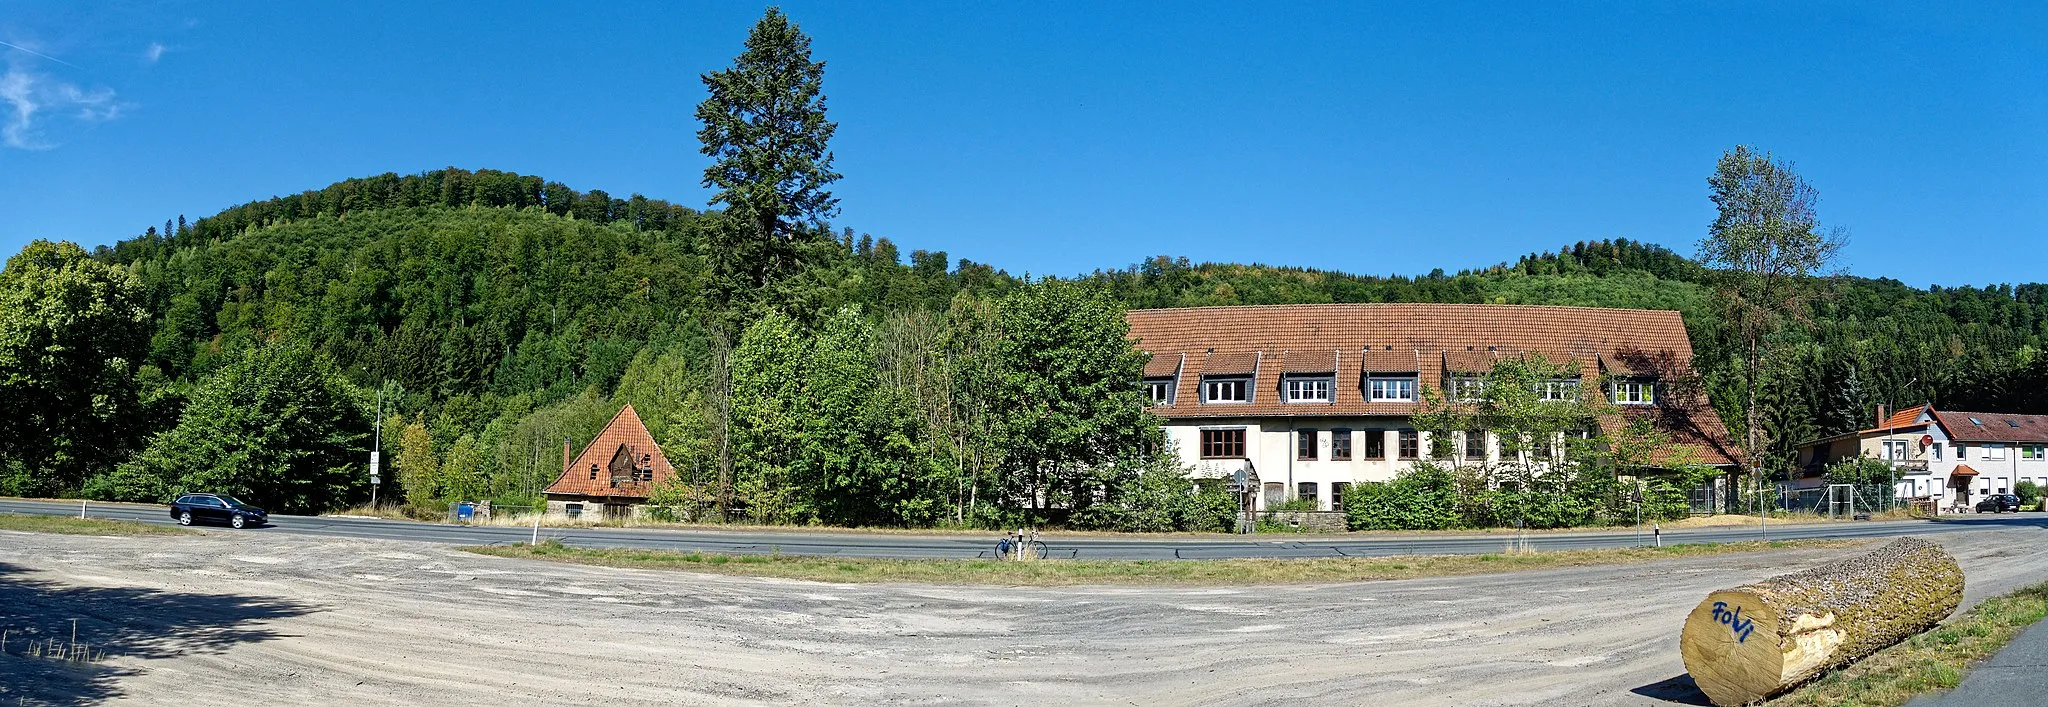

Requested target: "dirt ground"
[{"left": 4, "top": 528, "right": 2046, "bottom": 706}]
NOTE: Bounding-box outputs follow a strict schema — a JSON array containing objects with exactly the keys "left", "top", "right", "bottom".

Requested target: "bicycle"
[{"left": 995, "top": 528, "right": 1048, "bottom": 560}]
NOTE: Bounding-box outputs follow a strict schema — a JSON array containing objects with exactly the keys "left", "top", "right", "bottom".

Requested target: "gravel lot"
[{"left": 4, "top": 528, "right": 2045, "bottom": 706}]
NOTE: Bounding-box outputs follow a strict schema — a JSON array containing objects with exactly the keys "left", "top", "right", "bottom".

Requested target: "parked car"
[
  {"left": 169, "top": 493, "right": 269, "bottom": 528},
  {"left": 1975, "top": 494, "right": 2022, "bottom": 514}
]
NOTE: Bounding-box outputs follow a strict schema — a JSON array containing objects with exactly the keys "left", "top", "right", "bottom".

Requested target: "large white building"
[
  {"left": 1796, "top": 404, "right": 2048, "bottom": 512},
  {"left": 1126, "top": 303, "right": 1738, "bottom": 511}
]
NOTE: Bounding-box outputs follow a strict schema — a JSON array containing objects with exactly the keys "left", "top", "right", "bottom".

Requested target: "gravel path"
[{"left": 4, "top": 528, "right": 2045, "bottom": 706}]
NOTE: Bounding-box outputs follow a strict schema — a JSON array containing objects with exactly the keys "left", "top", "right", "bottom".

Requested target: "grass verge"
[
  {"left": 0, "top": 513, "right": 194, "bottom": 536},
  {"left": 1767, "top": 580, "right": 2048, "bottom": 706},
  {"left": 465, "top": 538, "right": 1863, "bottom": 586}
]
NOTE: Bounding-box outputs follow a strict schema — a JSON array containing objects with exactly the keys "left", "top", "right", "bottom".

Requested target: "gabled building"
[
  {"left": 1125, "top": 303, "right": 1737, "bottom": 511},
  {"left": 1796, "top": 404, "right": 2048, "bottom": 511},
  {"left": 544, "top": 404, "right": 677, "bottom": 519}
]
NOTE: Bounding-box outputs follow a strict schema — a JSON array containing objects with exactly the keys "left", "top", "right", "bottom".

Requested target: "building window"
[
  {"left": 1988, "top": 444, "right": 2008, "bottom": 461},
  {"left": 1297, "top": 429, "right": 1318, "bottom": 460},
  {"left": 1144, "top": 378, "right": 1175, "bottom": 405},
  {"left": 1957, "top": 445, "right": 1968, "bottom": 461},
  {"left": 1398, "top": 430, "right": 1419, "bottom": 460},
  {"left": 589, "top": 463, "right": 599, "bottom": 480},
  {"left": 1331, "top": 429, "right": 1352, "bottom": 460},
  {"left": 1539, "top": 378, "right": 1580, "bottom": 401},
  {"left": 1369, "top": 376, "right": 1418, "bottom": 402},
  {"left": 1200, "top": 428, "right": 1246, "bottom": 459},
  {"left": 1464, "top": 430, "right": 1486, "bottom": 460},
  {"left": 2025, "top": 446, "right": 2046, "bottom": 461},
  {"left": 1930, "top": 443, "right": 1943, "bottom": 461},
  {"left": 1884, "top": 440, "right": 1911, "bottom": 461},
  {"left": 1203, "top": 377, "right": 1249, "bottom": 403},
  {"left": 1611, "top": 379, "right": 1656, "bottom": 405},
  {"left": 565, "top": 503, "right": 584, "bottom": 518},
  {"left": 1331, "top": 482, "right": 1350, "bottom": 512},
  {"left": 1297, "top": 482, "right": 1319, "bottom": 508},
  {"left": 1534, "top": 436, "right": 1555, "bottom": 461},
  {"left": 1364, "top": 429, "right": 1386, "bottom": 459},
  {"left": 1451, "top": 375, "right": 1486, "bottom": 402},
  {"left": 1284, "top": 376, "right": 1333, "bottom": 403}
]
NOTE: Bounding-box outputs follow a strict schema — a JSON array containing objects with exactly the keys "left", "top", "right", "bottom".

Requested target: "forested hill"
[{"left": 31, "top": 166, "right": 2048, "bottom": 506}]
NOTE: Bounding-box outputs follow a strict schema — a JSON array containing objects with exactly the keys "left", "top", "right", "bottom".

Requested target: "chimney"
[{"left": 1877, "top": 405, "right": 1888, "bottom": 428}]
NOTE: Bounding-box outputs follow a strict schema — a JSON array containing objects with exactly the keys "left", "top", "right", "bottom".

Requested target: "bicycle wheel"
[
  {"left": 1028, "top": 540, "right": 1048, "bottom": 560},
  {"left": 996, "top": 538, "right": 1013, "bottom": 558}
]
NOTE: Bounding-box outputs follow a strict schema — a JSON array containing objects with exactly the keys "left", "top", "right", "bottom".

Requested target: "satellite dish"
[{"left": 1921, "top": 435, "right": 1934, "bottom": 447}]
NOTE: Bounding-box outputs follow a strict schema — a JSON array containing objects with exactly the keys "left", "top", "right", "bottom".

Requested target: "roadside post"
[
  {"left": 1654, "top": 523, "right": 1661, "bottom": 548},
  {"left": 79, "top": 499, "right": 87, "bottom": 519}
]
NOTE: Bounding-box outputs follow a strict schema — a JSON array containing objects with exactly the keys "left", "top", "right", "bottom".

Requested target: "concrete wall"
[{"left": 1263, "top": 510, "right": 1349, "bottom": 533}]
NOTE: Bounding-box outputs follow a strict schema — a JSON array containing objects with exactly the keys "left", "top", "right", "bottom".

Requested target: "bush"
[
  {"left": 1070, "top": 456, "right": 1237, "bottom": 532},
  {"left": 2018, "top": 481, "right": 2042, "bottom": 508},
  {"left": 1345, "top": 463, "right": 1461, "bottom": 530}
]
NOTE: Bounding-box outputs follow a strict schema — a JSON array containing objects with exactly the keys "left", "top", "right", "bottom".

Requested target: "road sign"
[{"left": 369, "top": 451, "right": 381, "bottom": 483}]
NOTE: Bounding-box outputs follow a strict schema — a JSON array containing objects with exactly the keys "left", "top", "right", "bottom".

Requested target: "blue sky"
[{"left": 1, "top": 1, "right": 2041, "bottom": 287}]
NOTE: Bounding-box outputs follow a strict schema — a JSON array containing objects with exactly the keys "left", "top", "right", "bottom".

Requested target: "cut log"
[{"left": 1679, "top": 537, "right": 1963, "bottom": 706}]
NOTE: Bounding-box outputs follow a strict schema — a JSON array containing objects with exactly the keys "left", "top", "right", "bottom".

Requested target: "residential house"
[
  {"left": 1796, "top": 404, "right": 2048, "bottom": 511},
  {"left": 543, "top": 404, "right": 677, "bottom": 519},
  {"left": 1125, "top": 303, "right": 1738, "bottom": 511}
]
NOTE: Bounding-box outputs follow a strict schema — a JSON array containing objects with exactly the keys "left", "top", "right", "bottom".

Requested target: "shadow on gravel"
[
  {"left": 0, "top": 560, "right": 318, "bottom": 705},
  {"left": 1631, "top": 673, "right": 1713, "bottom": 705}
]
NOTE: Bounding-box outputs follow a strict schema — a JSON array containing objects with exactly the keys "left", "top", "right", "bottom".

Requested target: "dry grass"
[
  {"left": 1767, "top": 580, "right": 2048, "bottom": 706},
  {"left": 0, "top": 513, "right": 194, "bottom": 536},
  {"left": 465, "top": 538, "right": 1865, "bottom": 587}
]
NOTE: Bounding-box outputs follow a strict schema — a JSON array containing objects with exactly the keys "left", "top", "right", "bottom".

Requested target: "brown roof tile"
[
  {"left": 1280, "top": 349, "right": 1338, "bottom": 373},
  {"left": 1202, "top": 351, "right": 1261, "bottom": 376},
  {"left": 1934, "top": 410, "right": 2048, "bottom": 444},
  {"left": 1361, "top": 348, "right": 1422, "bottom": 372},
  {"left": 1142, "top": 352, "right": 1183, "bottom": 378}
]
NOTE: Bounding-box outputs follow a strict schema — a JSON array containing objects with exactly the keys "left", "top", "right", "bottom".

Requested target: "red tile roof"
[
  {"left": 1861, "top": 404, "right": 1933, "bottom": 434},
  {"left": 544, "top": 404, "right": 677, "bottom": 500},
  {"left": 1280, "top": 349, "right": 1339, "bottom": 373},
  {"left": 1934, "top": 410, "right": 2048, "bottom": 444},
  {"left": 1127, "top": 303, "right": 1735, "bottom": 465}
]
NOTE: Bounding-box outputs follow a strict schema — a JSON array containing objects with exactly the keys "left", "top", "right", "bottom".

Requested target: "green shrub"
[{"left": 1345, "top": 463, "right": 1461, "bottom": 530}]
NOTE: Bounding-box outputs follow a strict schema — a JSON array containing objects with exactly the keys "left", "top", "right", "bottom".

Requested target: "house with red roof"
[
  {"left": 1125, "top": 303, "right": 1738, "bottom": 513},
  {"left": 543, "top": 404, "right": 678, "bottom": 519},
  {"left": 1796, "top": 404, "right": 2048, "bottom": 512}
]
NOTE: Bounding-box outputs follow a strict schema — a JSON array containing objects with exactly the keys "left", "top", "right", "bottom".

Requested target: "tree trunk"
[{"left": 1679, "top": 538, "right": 1962, "bottom": 706}]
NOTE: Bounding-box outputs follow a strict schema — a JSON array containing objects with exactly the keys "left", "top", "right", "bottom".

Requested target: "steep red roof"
[
  {"left": 1861, "top": 404, "right": 1934, "bottom": 435},
  {"left": 544, "top": 404, "right": 677, "bottom": 500},
  {"left": 1126, "top": 303, "right": 1735, "bottom": 466}
]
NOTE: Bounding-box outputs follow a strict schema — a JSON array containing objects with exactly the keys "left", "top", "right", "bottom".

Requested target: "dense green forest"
[
  {"left": 3, "top": 8, "right": 2042, "bottom": 528},
  {"left": 3, "top": 165, "right": 2043, "bottom": 522}
]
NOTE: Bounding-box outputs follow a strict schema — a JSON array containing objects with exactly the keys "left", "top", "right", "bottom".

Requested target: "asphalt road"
[{"left": 5, "top": 497, "right": 2044, "bottom": 560}]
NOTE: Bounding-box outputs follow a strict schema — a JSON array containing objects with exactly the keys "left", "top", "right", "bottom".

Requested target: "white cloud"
[
  {"left": 144, "top": 42, "right": 166, "bottom": 63},
  {"left": 0, "top": 60, "right": 123, "bottom": 150}
]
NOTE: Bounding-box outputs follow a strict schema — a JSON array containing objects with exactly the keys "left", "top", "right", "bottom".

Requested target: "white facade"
[
  {"left": 1798, "top": 406, "right": 2048, "bottom": 510},
  {"left": 1167, "top": 418, "right": 1524, "bottom": 511}
]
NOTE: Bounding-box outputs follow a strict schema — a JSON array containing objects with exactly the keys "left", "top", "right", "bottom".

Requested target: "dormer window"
[
  {"left": 1539, "top": 378, "right": 1580, "bottom": 401},
  {"left": 1143, "top": 378, "right": 1176, "bottom": 405},
  {"left": 1202, "top": 377, "right": 1249, "bottom": 403},
  {"left": 1449, "top": 375, "right": 1486, "bottom": 402},
  {"left": 1284, "top": 375, "right": 1333, "bottom": 403},
  {"left": 1368, "top": 376, "right": 1417, "bottom": 402},
  {"left": 1611, "top": 379, "right": 1656, "bottom": 405}
]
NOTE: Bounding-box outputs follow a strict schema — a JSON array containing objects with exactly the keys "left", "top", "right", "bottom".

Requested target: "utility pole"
[{"left": 370, "top": 381, "right": 383, "bottom": 507}]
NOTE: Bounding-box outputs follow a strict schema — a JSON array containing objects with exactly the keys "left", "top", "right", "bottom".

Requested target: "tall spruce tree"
[{"left": 696, "top": 7, "right": 840, "bottom": 313}]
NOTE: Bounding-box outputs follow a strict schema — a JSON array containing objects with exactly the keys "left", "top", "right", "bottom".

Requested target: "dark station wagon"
[{"left": 170, "top": 493, "right": 269, "bottom": 529}]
